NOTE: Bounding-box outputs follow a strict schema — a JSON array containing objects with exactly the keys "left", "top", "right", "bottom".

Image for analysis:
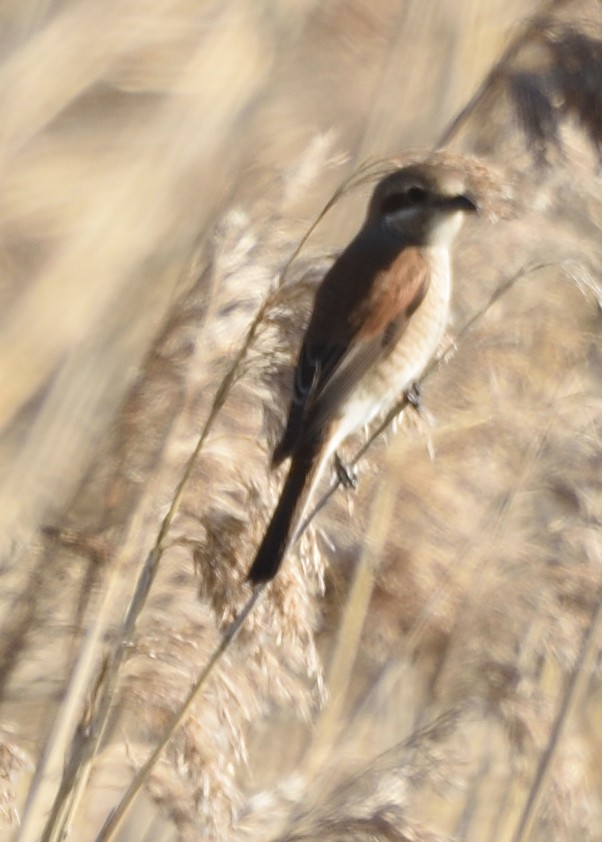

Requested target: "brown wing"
[{"left": 273, "top": 227, "right": 429, "bottom": 465}]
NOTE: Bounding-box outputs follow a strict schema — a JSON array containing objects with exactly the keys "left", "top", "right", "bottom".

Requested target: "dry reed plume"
[{"left": 0, "top": 1, "right": 601, "bottom": 840}]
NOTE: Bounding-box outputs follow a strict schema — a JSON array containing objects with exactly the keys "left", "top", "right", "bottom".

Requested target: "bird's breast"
[
  {"left": 331, "top": 245, "right": 452, "bottom": 447},
  {"left": 376, "top": 245, "right": 451, "bottom": 388}
]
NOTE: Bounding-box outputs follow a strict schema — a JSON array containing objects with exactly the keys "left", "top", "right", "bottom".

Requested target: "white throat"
[{"left": 428, "top": 210, "right": 465, "bottom": 247}]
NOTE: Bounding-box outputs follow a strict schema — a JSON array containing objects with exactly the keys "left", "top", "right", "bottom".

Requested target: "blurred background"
[{"left": 0, "top": 1, "right": 600, "bottom": 840}]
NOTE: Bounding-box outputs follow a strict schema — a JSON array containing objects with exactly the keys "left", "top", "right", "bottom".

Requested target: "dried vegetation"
[{"left": 0, "top": 1, "right": 601, "bottom": 840}]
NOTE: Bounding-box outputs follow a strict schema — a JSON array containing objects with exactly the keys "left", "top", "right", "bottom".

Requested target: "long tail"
[{"left": 247, "top": 441, "right": 323, "bottom": 583}]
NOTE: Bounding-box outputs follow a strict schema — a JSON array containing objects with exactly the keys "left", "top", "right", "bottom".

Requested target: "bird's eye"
[
  {"left": 380, "top": 186, "right": 427, "bottom": 216},
  {"left": 407, "top": 186, "right": 427, "bottom": 202}
]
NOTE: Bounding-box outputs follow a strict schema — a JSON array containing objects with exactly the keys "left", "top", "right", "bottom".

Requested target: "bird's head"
[{"left": 367, "top": 162, "right": 478, "bottom": 247}]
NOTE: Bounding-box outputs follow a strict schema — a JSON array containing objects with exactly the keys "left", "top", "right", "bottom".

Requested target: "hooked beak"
[{"left": 441, "top": 193, "right": 478, "bottom": 214}]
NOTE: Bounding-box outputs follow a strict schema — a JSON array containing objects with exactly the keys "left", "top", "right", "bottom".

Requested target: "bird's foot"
[
  {"left": 334, "top": 453, "right": 357, "bottom": 489},
  {"left": 406, "top": 381, "right": 422, "bottom": 412},
  {"left": 404, "top": 381, "right": 436, "bottom": 460}
]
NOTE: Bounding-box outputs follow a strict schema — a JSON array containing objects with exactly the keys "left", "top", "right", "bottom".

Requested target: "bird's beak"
[{"left": 443, "top": 193, "right": 478, "bottom": 214}]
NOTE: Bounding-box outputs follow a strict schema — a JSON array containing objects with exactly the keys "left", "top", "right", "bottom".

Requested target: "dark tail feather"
[{"left": 248, "top": 443, "right": 322, "bottom": 583}]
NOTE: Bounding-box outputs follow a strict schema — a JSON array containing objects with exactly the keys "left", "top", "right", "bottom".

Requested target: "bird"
[{"left": 248, "top": 159, "right": 478, "bottom": 584}]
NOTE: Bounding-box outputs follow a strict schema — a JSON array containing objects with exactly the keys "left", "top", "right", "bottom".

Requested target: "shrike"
[{"left": 248, "top": 159, "right": 478, "bottom": 583}]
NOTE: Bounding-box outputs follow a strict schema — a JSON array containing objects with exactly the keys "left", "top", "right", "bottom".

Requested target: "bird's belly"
[{"left": 330, "top": 257, "right": 450, "bottom": 453}]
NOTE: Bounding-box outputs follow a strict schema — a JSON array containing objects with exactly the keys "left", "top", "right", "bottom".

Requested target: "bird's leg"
[
  {"left": 405, "top": 381, "right": 436, "bottom": 460},
  {"left": 334, "top": 452, "right": 358, "bottom": 489},
  {"left": 405, "top": 381, "right": 422, "bottom": 412},
  {"left": 406, "top": 380, "right": 434, "bottom": 426}
]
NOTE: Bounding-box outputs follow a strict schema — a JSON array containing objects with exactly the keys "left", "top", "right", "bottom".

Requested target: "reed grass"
[{"left": 0, "top": 1, "right": 601, "bottom": 840}]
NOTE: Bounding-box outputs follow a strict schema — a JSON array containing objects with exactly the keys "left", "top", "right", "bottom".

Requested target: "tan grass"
[{"left": 1, "top": 1, "right": 601, "bottom": 841}]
